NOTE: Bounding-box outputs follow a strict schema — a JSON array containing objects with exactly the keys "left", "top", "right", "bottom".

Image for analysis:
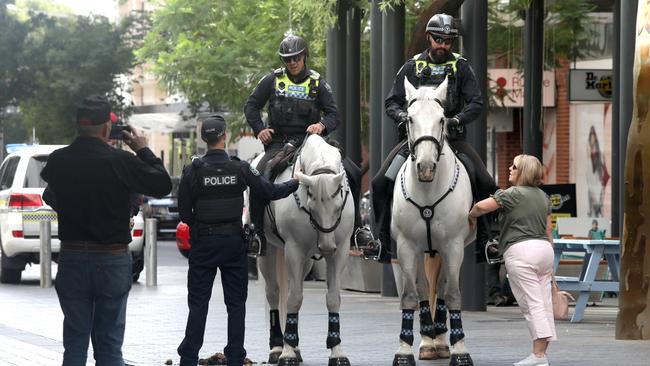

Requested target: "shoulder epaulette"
[
  {"left": 309, "top": 70, "right": 321, "bottom": 79},
  {"left": 273, "top": 68, "right": 285, "bottom": 76}
]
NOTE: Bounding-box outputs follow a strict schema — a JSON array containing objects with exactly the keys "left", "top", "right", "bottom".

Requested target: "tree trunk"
[
  {"left": 405, "top": 0, "right": 465, "bottom": 58},
  {"left": 616, "top": 0, "right": 650, "bottom": 340}
]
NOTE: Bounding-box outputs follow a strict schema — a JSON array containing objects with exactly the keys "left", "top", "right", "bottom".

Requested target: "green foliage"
[
  {"left": 138, "top": 0, "right": 339, "bottom": 136},
  {"left": 487, "top": 0, "right": 598, "bottom": 69},
  {"left": 1, "top": 1, "right": 141, "bottom": 144}
]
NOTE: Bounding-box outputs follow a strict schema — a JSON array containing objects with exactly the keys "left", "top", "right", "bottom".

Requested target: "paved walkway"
[{"left": 0, "top": 242, "right": 648, "bottom": 365}]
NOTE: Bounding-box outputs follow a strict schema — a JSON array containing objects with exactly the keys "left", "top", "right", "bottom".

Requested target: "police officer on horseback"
[
  {"left": 177, "top": 115, "right": 299, "bottom": 366},
  {"left": 355, "top": 13, "right": 497, "bottom": 261},
  {"left": 245, "top": 34, "right": 362, "bottom": 255}
]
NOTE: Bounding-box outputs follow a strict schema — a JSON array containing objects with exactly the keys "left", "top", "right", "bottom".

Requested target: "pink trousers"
[{"left": 504, "top": 239, "right": 557, "bottom": 341}]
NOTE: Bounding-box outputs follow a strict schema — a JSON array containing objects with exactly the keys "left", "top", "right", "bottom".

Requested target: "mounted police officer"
[
  {"left": 177, "top": 115, "right": 299, "bottom": 366},
  {"left": 244, "top": 34, "right": 362, "bottom": 255},
  {"left": 355, "top": 13, "right": 497, "bottom": 261}
]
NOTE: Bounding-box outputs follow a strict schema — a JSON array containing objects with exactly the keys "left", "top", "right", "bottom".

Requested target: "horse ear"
[
  {"left": 295, "top": 171, "right": 315, "bottom": 187},
  {"left": 404, "top": 77, "right": 417, "bottom": 102},
  {"left": 435, "top": 77, "right": 448, "bottom": 103},
  {"left": 334, "top": 171, "right": 345, "bottom": 186}
]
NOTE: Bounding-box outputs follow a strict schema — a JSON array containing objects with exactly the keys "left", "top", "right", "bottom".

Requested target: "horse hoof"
[
  {"left": 268, "top": 351, "right": 282, "bottom": 364},
  {"left": 418, "top": 345, "right": 438, "bottom": 360},
  {"left": 392, "top": 354, "right": 416, "bottom": 366},
  {"left": 328, "top": 356, "right": 351, "bottom": 366},
  {"left": 277, "top": 357, "right": 300, "bottom": 366},
  {"left": 449, "top": 353, "right": 473, "bottom": 366},
  {"left": 436, "top": 345, "right": 450, "bottom": 359}
]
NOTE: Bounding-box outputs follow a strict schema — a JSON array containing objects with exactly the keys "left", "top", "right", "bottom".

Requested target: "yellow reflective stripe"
[{"left": 22, "top": 211, "right": 58, "bottom": 222}]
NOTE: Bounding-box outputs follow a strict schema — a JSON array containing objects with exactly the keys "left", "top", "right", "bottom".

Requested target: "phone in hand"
[{"left": 109, "top": 125, "right": 129, "bottom": 140}]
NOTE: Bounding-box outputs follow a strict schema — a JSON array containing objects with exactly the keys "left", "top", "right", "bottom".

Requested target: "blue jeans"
[
  {"left": 178, "top": 233, "right": 248, "bottom": 366},
  {"left": 55, "top": 250, "right": 132, "bottom": 366}
]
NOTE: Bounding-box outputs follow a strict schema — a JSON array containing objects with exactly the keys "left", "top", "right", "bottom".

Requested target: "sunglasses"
[
  {"left": 282, "top": 55, "right": 304, "bottom": 63},
  {"left": 433, "top": 37, "right": 454, "bottom": 45}
]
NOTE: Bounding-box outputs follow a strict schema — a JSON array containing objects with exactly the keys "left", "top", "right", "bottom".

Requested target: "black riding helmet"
[
  {"left": 278, "top": 35, "right": 309, "bottom": 58},
  {"left": 425, "top": 13, "right": 459, "bottom": 39}
]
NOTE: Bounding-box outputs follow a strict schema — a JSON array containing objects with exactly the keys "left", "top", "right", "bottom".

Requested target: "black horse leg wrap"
[
  {"left": 434, "top": 298, "right": 448, "bottom": 335},
  {"left": 400, "top": 309, "right": 415, "bottom": 346},
  {"left": 419, "top": 301, "right": 435, "bottom": 338},
  {"left": 269, "top": 309, "right": 283, "bottom": 349},
  {"left": 284, "top": 313, "right": 299, "bottom": 348},
  {"left": 449, "top": 310, "right": 465, "bottom": 345},
  {"left": 326, "top": 312, "right": 341, "bottom": 349}
]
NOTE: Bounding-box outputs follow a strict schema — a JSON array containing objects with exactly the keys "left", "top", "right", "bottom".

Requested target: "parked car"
[
  {"left": 142, "top": 177, "right": 180, "bottom": 238},
  {"left": 0, "top": 145, "right": 146, "bottom": 284}
]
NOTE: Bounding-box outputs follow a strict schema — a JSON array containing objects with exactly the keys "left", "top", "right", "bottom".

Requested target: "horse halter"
[
  {"left": 406, "top": 97, "right": 446, "bottom": 163},
  {"left": 295, "top": 167, "right": 350, "bottom": 234}
]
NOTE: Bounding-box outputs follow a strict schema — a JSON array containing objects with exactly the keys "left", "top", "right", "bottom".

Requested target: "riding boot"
[{"left": 249, "top": 197, "right": 268, "bottom": 256}]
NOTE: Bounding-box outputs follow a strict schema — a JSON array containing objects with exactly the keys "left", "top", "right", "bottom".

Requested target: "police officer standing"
[
  {"left": 177, "top": 115, "right": 299, "bottom": 366},
  {"left": 244, "top": 34, "right": 351, "bottom": 254},
  {"left": 356, "top": 13, "right": 496, "bottom": 260}
]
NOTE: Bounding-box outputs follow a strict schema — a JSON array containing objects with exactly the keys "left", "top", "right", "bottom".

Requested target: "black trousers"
[{"left": 178, "top": 232, "right": 248, "bottom": 366}]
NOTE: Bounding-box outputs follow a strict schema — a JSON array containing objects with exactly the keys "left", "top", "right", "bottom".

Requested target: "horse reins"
[
  {"left": 406, "top": 97, "right": 446, "bottom": 163},
  {"left": 403, "top": 96, "right": 460, "bottom": 256},
  {"left": 294, "top": 167, "right": 350, "bottom": 234}
]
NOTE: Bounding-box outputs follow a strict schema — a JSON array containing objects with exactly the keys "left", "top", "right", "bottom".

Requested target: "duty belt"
[
  {"left": 197, "top": 222, "right": 242, "bottom": 236},
  {"left": 61, "top": 241, "right": 128, "bottom": 254}
]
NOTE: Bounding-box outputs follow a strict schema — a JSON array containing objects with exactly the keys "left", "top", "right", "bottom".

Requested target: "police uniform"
[
  {"left": 244, "top": 61, "right": 363, "bottom": 247},
  {"left": 177, "top": 116, "right": 298, "bottom": 366},
  {"left": 368, "top": 47, "right": 496, "bottom": 259}
]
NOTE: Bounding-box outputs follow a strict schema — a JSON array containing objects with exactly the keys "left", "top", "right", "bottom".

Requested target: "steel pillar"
[{"left": 522, "top": 0, "right": 544, "bottom": 160}]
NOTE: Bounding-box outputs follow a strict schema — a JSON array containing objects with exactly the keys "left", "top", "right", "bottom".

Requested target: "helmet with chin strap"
[
  {"left": 425, "top": 13, "right": 459, "bottom": 39},
  {"left": 278, "top": 35, "right": 309, "bottom": 58}
]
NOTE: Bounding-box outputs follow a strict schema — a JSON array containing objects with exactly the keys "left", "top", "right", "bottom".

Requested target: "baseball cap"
[
  {"left": 201, "top": 114, "right": 227, "bottom": 140},
  {"left": 77, "top": 95, "right": 112, "bottom": 126}
]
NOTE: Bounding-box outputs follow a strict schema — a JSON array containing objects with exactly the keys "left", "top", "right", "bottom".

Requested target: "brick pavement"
[{"left": 1, "top": 241, "right": 649, "bottom": 366}]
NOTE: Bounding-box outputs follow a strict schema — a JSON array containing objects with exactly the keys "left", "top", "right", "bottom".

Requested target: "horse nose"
[
  {"left": 318, "top": 234, "right": 337, "bottom": 255},
  {"left": 417, "top": 162, "right": 435, "bottom": 181}
]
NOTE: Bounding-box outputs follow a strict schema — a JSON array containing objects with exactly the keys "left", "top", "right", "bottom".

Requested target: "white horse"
[
  {"left": 390, "top": 78, "right": 476, "bottom": 366},
  {"left": 253, "top": 134, "right": 355, "bottom": 366}
]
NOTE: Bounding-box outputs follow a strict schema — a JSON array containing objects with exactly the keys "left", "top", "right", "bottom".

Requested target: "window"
[
  {"left": 23, "top": 155, "right": 49, "bottom": 188},
  {"left": 0, "top": 157, "right": 20, "bottom": 190}
]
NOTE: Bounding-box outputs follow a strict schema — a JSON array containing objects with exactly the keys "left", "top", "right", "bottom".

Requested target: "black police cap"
[
  {"left": 201, "top": 114, "right": 227, "bottom": 140},
  {"left": 77, "top": 95, "right": 112, "bottom": 126}
]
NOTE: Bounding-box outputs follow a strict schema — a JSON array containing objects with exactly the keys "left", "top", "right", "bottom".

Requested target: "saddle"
[{"left": 266, "top": 142, "right": 298, "bottom": 181}]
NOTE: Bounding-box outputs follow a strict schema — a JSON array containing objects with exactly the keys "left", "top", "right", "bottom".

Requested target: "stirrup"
[
  {"left": 244, "top": 224, "right": 262, "bottom": 258},
  {"left": 353, "top": 226, "right": 382, "bottom": 261},
  {"left": 484, "top": 239, "right": 503, "bottom": 264}
]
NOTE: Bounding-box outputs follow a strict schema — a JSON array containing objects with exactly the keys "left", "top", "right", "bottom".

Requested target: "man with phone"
[{"left": 41, "top": 95, "right": 172, "bottom": 365}]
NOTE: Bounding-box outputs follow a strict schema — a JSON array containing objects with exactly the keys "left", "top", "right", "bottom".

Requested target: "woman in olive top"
[{"left": 468, "top": 154, "right": 555, "bottom": 366}]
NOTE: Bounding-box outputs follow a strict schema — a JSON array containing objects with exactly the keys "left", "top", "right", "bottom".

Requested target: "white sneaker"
[{"left": 513, "top": 353, "right": 550, "bottom": 366}]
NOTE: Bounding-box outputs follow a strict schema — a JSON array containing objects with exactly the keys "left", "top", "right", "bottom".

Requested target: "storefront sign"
[
  {"left": 488, "top": 68, "right": 556, "bottom": 107},
  {"left": 569, "top": 69, "right": 613, "bottom": 101}
]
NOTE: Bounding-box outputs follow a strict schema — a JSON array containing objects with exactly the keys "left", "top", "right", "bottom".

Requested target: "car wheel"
[
  {"left": 0, "top": 249, "right": 23, "bottom": 284},
  {"left": 132, "top": 257, "right": 144, "bottom": 283},
  {"left": 1, "top": 267, "right": 22, "bottom": 284}
]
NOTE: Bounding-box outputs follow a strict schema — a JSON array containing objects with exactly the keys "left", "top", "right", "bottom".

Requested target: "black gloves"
[
  {"left": 396, "top": 112, "right": 409, "bottom": 138},
  {"left": 444, "top": 117, "right": 460, "bottom": 129}
]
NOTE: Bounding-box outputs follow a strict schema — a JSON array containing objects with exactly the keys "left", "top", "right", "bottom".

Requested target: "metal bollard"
[
  {"left": 39, "top": 220, "right": 52, "bottom": 288},
  {"left": 144, "top": 218, "right": 157, "bottom": 286}
]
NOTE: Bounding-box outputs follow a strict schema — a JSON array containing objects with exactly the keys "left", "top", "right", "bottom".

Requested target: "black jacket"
[
  {"left": 244, "top": 67, "right": 340, "bottom": 137},
  {"left": 385, "top": 50, "right": 484, "bottom": 128},
  {"left": 178, "top": 149, "right": 299, "bottom": 226},
  {"left": 41, "top": 136, "right": 172, "bottom": 244}
]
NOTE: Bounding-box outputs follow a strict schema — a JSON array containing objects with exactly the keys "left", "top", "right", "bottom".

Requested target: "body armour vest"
[
  {"left": 192, "top": 157, "right": 246, "bottom": 225},
  {"left": 412, "top": 52, "right": 462, "bottom": 117},
  {"left": 268, "top": 68, "right": 321, "bottom": 137}
]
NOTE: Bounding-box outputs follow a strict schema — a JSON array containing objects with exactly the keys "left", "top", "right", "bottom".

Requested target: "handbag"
[{"left": 551, "top": 277, "right": 575, "bottom": 320}]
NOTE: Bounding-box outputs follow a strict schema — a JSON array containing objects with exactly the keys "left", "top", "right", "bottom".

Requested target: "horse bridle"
[
  {"left": 294, "top": 167, "right": 350, "bottom": 234},
  {"left": 406, "top": 97, "right": 446, "bottom": 163}
]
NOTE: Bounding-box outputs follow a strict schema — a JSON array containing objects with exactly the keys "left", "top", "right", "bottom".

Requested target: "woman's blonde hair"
[{"left": 513, "top": 154, "right": 544, "bottom": 186}]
